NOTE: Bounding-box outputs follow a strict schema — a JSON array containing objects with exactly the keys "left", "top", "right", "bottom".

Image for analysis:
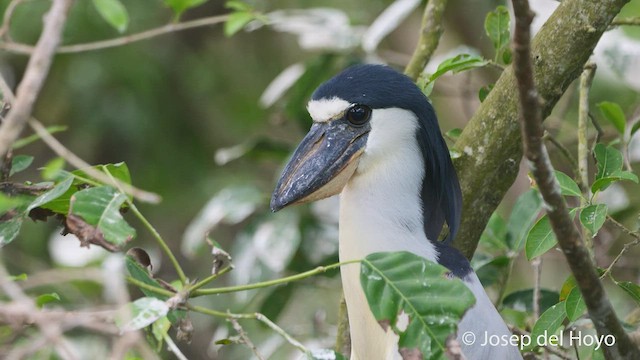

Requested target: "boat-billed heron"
[{"left": 271, "top": 64, "right": 522, "bottom": 359}]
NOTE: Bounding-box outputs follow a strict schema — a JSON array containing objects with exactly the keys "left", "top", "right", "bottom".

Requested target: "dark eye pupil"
[{"left": 346, "top": 105, "right": 371, "bottom": 126}]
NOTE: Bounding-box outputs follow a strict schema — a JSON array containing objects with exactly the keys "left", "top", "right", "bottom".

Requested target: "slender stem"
[
  {"left": 188, "top": 266, "right": 233, "bottom": 292},
  {"left": 578, "top": 64, "right": 596, "bottom": 245},
  {"left": 601, "top": 215, "right": 640, "bottom": 279},
  {"left": 404, "top": 0, "right": 449, "bottom": 81},
  {"left": 0, "top": 15, "right": 229, "bottom": 55},
  {"left": 188, "top": 305, "right": 311, "bottom": 355},
  {"left": 0, "top": 0, "right": 74, "bottom": 157},
  {"left": 163, "top": 333, "right": 188, "bottom": 360},
  {"left": 229, "top": 317, "right": 265, "bottom": 360},
  {"left": 192, "top": 260, "right": 360, "bottom": 297},
  {"left": 611, "top": 17, "right": 640, "bottom": 26},
  {"left": 125, "top": 276, "right": 175, "bottom": 298},
  {"left": 28, "top": 118, "right": 161, "bottom": 203},
  {"left": 127, "top": 202, "right": 187, "bottom": 284},
  {"left": 544, "top": 131, "right": 585, "bottom": 191},
  {"left": 532, "top": 257, "right": 542, "bottom": 320}
]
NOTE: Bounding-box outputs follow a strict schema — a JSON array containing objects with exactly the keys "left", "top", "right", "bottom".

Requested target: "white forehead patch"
[{"left": 307, "top": 97, "right": 351, "bottom": 122}]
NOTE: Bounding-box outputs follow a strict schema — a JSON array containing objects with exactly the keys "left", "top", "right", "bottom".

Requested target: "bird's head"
[{"left": 271, "top": 64, "right": 462, "bottom": 241}]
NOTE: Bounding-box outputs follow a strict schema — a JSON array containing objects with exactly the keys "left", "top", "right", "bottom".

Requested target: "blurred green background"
[{"left": 2, "top": 0, "right": 640, "bottom": 358}]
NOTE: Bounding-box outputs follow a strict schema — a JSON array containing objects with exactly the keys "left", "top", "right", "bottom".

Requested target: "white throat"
[
  {"left": 338, "top": 108, "right": 438, "bottom": 360},
  {"left": 339, "top": 107, "right": 437, "bottom": 262}
]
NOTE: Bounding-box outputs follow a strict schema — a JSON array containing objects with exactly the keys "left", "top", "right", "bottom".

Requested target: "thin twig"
[
  {"left": 163, "top": 333, "right": 189, "bottom": 360},
  {"left": 532, "top": 257, "right": 542, "bottom": 320},
  {"left": 0, "top": 0, "right": 26, "bottom": 40},
  {"left": 543, "top": 131, "right": 586, "bottom": 191},
  {"left": 189, "top": 305, "right": 312, "bottom": 356},
  {"left": 611, "top": 17, "right": 640, "bottom": 26},
  {"left": 511, "top": 0, "right": 640, "bottom": 358},
  {"left": 404, "top": 0, "right": 449, "bottom": 81},
  {"left": 0, "top": 14, "right": 229, "bottom": 55},
  {"left": 578, "top": 64, "right": 596, "bottom": 200},
  {"left": 192, "top": 260, "right": 359, "bottom": 297},
  {"left": 588, "top": 112, "right": 605, "bottom": 150},
  {"left": 229, "top": 317, "right": 265, "bottom": 360},
  {"left": 127, "top": 202, "right": 187, "bottom": 283},
  {"left": 601, "top": 215, "right": 640, "bottom": 278},
  {"left": 0, "top": 0, "right": 74, "bottom": 157},
  {"left": 29, "top": 118, "right": 161, "bottom": 203}
]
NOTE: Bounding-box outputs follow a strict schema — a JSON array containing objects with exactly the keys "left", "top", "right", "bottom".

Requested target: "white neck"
[
  {"left": 337, "top": 108, "right": 438, "bottom": 360},
  {"left": 338, "top": 107, "right": 437, "bottom": 262}
]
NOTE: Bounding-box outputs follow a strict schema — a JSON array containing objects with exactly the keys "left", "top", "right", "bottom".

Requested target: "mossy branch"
[{"left": 451, "top": 0, "right": 631, "bottom": 259}]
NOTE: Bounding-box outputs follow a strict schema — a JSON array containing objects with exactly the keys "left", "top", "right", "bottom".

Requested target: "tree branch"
[
  {"left": 0, "top": 0, "right": 74, "bottom": 157},
  {"left": 0, "top": 14, "right": 229, "bottom": 55},
  {"left": 404, "top": 0, "right": 449, "bottom": 80},
  {"left": 451, "top": 0, "right": 631, "bottom": 258},
  {"left": 511, "top": 1, "right": 639, "bottom": 359}
]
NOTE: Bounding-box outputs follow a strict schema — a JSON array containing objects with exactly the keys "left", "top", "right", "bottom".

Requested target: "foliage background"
[{"left": 1, "top": 0, "right": 640, "bottom": 358}]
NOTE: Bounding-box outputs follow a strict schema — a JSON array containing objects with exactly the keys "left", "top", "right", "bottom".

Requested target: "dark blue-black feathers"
[{"left": 312, "top": 64, "right": 463, "bottom": 244}]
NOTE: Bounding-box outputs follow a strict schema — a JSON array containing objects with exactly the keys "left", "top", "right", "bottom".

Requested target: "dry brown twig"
[
  {"left": 0, "top": 0, "right": 74, "bottom": 157},
  {"left": 511, "top": 0, "right": 640, "bottom": 358}
]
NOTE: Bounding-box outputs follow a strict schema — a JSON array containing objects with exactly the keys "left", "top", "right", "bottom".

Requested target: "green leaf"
[
  {"left": 526, "top": 209, "right": 578, "bottom": 260},
  {"left": 26, "top": 176, "right": 73, "bottom": 212},
  {"left": 151, "top": 316, "right": 171, "bottom": 349},
  {"left": 224, "top": 11, "right": 255, "bottom": 37},
  {"left": 10, "top": 155, "right": 33, "bottom": 176},
  {"left": 593, "top": 144, "right": 623, "bottom": 181},
  {"left": 164, "top": 0, "right": 207, "bottom": 18},
  {"left": 507, "top": 189, "right": 542, "bottom": 250},
  {"left": 579, "top": 204, "right": 607, "bottom": 236},
  {"left": 70, "top": 186, "right": 136, "bottom": 247},
  {"left": 9, "top": 273, "right": 27, "bottom": 281},
  {"left": 525, "top": 215, "right": 554, "bottom": 260},
  {"left": 42, "top": 157, "right": 65, "bottom": 181},
  {"left": 41, "top": 163, "right": 132, "bottom": 214},
  {"left": 225, "top": 0, "right": 251, "bottom": 12},
  {"left": 125, "top": 255, "right": 168, "bottom": 299},
  {"left": 597, "top": 101, "right": 626, "bottom": 135},
  {"left": 36, "top": 292, "right": 60, "bottom": 308},
  {"left": 360, "top": 252, "right": 475, "bottom": 359},
  {"left": 559, "top": 275, "right": 577, "bottom": 301},
  {"left": 631, "top": 121, "right": 640, "bottom": 137},
  {"left": 615, "top": 281, "right": 640, "bottom": 306},
  {"left": 475, "top": 255, "right": 510, "bottom": 288},
  {"left": 0, "top": 193, "right": 30, "bottom": 214},
  {"left": 118, "top": 297, "right": 169, "bottom": 332},
  {"left": 529, "top": 302, "right": 566, "bottom": 350},
  {"left": 92, "top": 0, "right": 129, "bottom": 33},
  {"left": 501, "top": 47, "right": 512, "bottom": 64},
  {"left": 478, "top": 84, "right": 494, "bottom": 102},
  {"left": 429, "top": 54, "right": 489, "bottom": 81},
  {"left": 485, "top": 6, "right": 510, "bottom": 55},
  {"left": 479, "top": 212, "right": 509, "bottom": 253},
  {"left": 0, "top": 216, "right": 23, "bottom": 247},
  {"left": 591, "top": 169, "right": 638, "bottom": 193},
  {"left": 12, "top": 125, "right": 67, "bottom": 149},
  {"left": 444, "top": 128, "right": 462, "bottom": 141},
  {"left": 554, "top": 170, "right": 582, "bottom": 197},
  {"left": 502, "top": 289, "right": 559, "bottom": 314},
  {"left": 564, "top": 286, "right": 586, "bottom": 322}
]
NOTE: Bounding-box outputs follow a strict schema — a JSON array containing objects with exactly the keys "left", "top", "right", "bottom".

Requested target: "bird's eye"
[{"left": 346, "top": 105, "right": 371, "bottom": 126}]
